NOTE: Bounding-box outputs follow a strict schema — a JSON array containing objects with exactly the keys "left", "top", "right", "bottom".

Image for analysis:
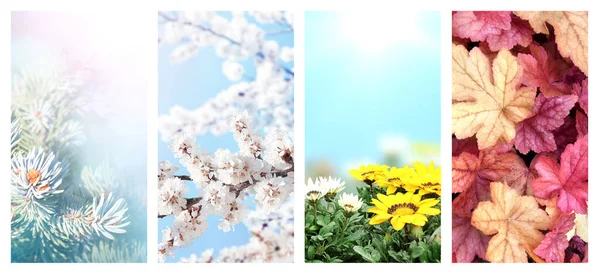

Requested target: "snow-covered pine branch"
[{"left": 10, "top": 68, "right": 136, "bottom": 262}]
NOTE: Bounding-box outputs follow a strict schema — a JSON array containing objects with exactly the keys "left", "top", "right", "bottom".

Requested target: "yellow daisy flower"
[
  {"left": 367, "top": 192, "right": 440, "bottom": 230},
  {"left": 405, "top": 161, "right": 441, "bottom": 196},
  {"left": 376, "top": 166, "right": 414, "bottom": 195},
  {"left": 348, "top": 164, "right": 389, "bottom": 185}
]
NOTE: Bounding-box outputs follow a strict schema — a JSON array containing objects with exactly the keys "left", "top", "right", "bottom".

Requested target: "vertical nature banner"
[
  {"left": 157, "top": 11, "right": 294, "bottom": 263},
  {"left": 10, "top": 12, "right": 147, "bottom": 263},
  {"left": 305, "top": 11, "right": 442, "bottom": 263},
  {"left": 451, "top": 11, "right": 588, "bottom": 263}
]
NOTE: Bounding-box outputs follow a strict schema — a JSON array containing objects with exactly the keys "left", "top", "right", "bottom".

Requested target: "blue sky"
[
  {"left": 305, "top": 11, "right": 441, "bottom": 174},
  {"left": 157, "top": 12, "right": 294, "bottom": 262}
]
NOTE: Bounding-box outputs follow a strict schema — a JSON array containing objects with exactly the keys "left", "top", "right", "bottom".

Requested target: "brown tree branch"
[{"left": 158, "top": 197, "right": 202, "bottom": 219}]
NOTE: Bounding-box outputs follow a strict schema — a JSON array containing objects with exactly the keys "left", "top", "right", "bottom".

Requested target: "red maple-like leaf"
[
  {"left": 486, "top": 15, "right": 534, "bottom": 51},
  {"left": 534, "top": 213, "right": 575, "bottom": 262},
  {"left": 501, "top": 156, "right": 536, "bottom": 195},
  {"left": 518, "top": 42, "right": 571, "bottom": 97},
  {"left": 552, "top": 115, "right": 578, "bottom": 156},
  {"left": 452, "top": 136, "right": 478, "bottom": 157},
  {"left": 453, "top": 148, "right": 519, "bottom": 216},
  {"left": 453, "top": 184, "right": 479, "bottom": 217},
  {"left": 452, "top": 149, "right": 518, "bottom": 193},
  {"left": 532, "top": 135, "right": 588, "bottom": 213},
  {"left": 453, "top": 12, "right": 533, "bottom": 51},
  {"left": 453, "top": 11, "right": 511, "bottom": 42},
  {"left": 572, "top": 79, "right": 588, "bottom": 114},
  {"left": 576, "top": 111, "right": 588, "bottom": 138},
  {"left": 514, "top": 94, "right": 577, "bottom": 154},
  {"left": 453, "top": 214, "right": 490, "bottom": 263}
]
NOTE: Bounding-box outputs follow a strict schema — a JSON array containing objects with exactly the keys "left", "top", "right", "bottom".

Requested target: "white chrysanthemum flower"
[
  {"left": 320, "top": 176, "right": 346, "bottom": 196},
  {"left": 305, "top": 178, "right": 324, "bottom": 202},
  {"left": 222, "top": 60, "right": 245, "bottom": 82},
  {"left": 158, "top": 177, "right": 188, "bottom": 216},
  {"left": 280, "top": 46, "right": 294, "bottom": 62},
  {"left": 23, "top": 100, "right": 54, "bottom": 133},
  {"left": 337, "top": 193, "right": 364, "bottom": 214},
  {"left": 11, "top": 147, "right": 64, "bottom": 199}
]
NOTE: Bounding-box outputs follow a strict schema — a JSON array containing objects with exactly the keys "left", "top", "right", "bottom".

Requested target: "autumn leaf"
[
  {"left": 471, "top": 182, "right": 550, "bottom": 263},
  {"left": 515, "top": 11, "right": 588, "bottom": 75},
  {"left": 452, "top": 44, "right": 536, "bottom": 150},
  {"left": 453, "top": 12, "right": 533, "bottom": 51},
  {"left": 572, "top": 79, "right": 588, "bottom": 114},
  {"left": 514, "top": 94, "right": 577, "bottom": 154},
  {"left": 532, "top": 135, "right": 588, "bottom": 214},
  {"left": 575, "top": 110, "right": 587, "bottom": 138},
  {"left": 453, "top": 184, "right": 479, "bottom": 217},
  {"left": 517, "top": 43, "right": 571, "bottom": 97},
  {"left": 551, "top": 115, "right": 577, "bottom": 156},
  {"left": 452, "top": 149, "right": 519, "bottom": 193},
  {"left": 534, "top": 213, "right": 575, "bottom": 262},
  {"left": 453, "top": 214, "right": 490, "bottom": 262},
  {"left": 501, "top": 155, "right": 535, "bottom": 195},
  {"left": 452, "top": 136, "right": 479, "bottom": 157}
]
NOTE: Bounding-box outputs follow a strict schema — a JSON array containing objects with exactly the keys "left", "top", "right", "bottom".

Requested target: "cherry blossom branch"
[
  {"left": 158, "top": 165, "right": 293, "bottom": 219},
  {"left": 158, "top": 11, "right": 294, "bottom": 77},
  {"left": 158, "top": 197, "right": 202, "bottom": 219}
]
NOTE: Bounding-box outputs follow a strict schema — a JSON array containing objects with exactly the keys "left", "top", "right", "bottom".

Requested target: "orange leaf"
[
  {"left": 471, "top": 182, "right": 550, "bottom": 263},
  {"left": 452, "top": 44, "right": 536, "bottom": 150},
  {"left": 515, "top": 11, "right": 588, "bottom": 76}
]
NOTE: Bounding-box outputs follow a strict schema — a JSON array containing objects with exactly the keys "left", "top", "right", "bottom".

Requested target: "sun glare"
[{"left": 340, "top": 11, "right": 428, "bottom": 53}]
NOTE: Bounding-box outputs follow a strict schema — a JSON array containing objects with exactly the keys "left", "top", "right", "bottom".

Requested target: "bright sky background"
[
  {"left": 157, "top": 11, "right": 294, "bottom": 262},
  {"left": 305, "top": 11, "right": 441, "bottom": 176}
]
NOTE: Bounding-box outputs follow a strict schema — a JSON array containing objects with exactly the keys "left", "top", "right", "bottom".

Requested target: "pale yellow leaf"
[{"left": 452, "top": 44, "right": 536, "bottom": 150}]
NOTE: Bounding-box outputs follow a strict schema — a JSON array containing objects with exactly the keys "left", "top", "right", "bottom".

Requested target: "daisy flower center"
[
  {"left": 344, "top": 204, "right": 355, "bottom": 210},
  {"left": 307, "top": 190, "right": 320, "bottom": 199},
  {"left": 361, "top": 171, "right": 375, "bottom": 176},
  {"left": 387, "top": 202, "right": 419, "bottom": 216},
  {"left": 387, "top": 178, "right": 401, "bottom": 183},
  {"left": 26, "top": 169, "right": 41, "bottom": 185},
  {"left": 422, "top": 182, "right": 439, "bottom": 187}
]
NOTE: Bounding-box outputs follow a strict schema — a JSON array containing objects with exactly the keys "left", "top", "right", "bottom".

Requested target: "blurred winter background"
[
  {"left": 11, "top": 11, "right": 147, "bottom": 262},
  {"left": 157, "top": 11, "right": 294, "bottom": 262},
  {"left": 305, "top": 11, "right": 441, "bottom": 192}
]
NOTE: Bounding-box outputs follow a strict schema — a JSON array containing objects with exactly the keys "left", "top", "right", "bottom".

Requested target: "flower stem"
[{"left": 313, "top": 202, "right": 318, "bottom": 225}]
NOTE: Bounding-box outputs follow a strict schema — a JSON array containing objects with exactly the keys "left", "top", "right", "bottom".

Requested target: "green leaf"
[
  {"left": 352, "top": 246, "right": 375, "bottom": 263},
  {"left": 409, "top": 241, "right": 425, "bottom": 259},
  {"left": 319, "top": 222, "right": 336, "bottom": 236},
  {"left": 345, "top": 230, "right": 367, "bottom": 242},
  {"left": 316, "top": 215, "right": 331, "bottom": 227},
  {"left": 388, "top": 250, "right": 410, "bottom": 263},
  {"left": 306, "top": 245, "right": 315, "bottom": 260}
]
